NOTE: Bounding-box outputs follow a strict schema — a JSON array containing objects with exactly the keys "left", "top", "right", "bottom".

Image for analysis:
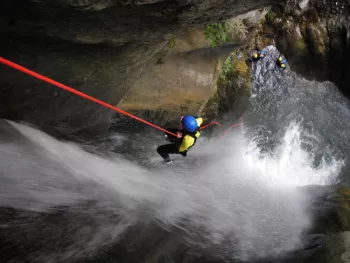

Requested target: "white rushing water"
[
  {"left": 1, "top": 45, "right": 349, "bottom": 262},
  {"left": 0, "top": 119, "right": 343, "bottom": 261}
]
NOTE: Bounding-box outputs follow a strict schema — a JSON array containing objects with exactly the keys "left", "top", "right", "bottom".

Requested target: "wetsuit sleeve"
[{"left": 178, "top": 135, "right": 195, "bottom": 152}]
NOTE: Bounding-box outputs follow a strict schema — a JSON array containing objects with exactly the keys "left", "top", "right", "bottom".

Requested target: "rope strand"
[{"left": 0, "top": 56, "right": 241, "bottom": 138}]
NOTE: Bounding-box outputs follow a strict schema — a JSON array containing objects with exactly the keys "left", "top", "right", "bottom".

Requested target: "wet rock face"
[
  {"left": 257, "top": 1, "right": 350, "bottom": 98},
  {"left": 30, "top": 0, "right": 117, "bottom": 10},
  {"left": 0, "top": 0, "right": 277, "bottom": 138},
  {"left": 118, "top": 46, "right": 231, "bottom": 126},
  {"left": 216, "top": 50, "right": 252, "bottom": 121},
  {"left": 0, "top": 38, "right": 165, "bottom": 139},
  {"left": 0, "top": 0, "right": 277, "bottom": 46},
  {"left": 298, "top": 20, "right": 350, "bottom": 97},
  {"left": 310, "top": 0, "right": 350, "bottom": 16}
]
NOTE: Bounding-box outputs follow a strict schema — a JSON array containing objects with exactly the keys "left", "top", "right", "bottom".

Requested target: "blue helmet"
[{"left": 181, "top": 116, "right": 198, "bottom": 132}]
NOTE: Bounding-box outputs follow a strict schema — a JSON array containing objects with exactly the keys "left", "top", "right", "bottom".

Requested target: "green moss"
[
  {"left": 216, "top": 50, "right": 251, "bottom": 118},
  {"left": 204, "top": 23, "right": 229, "bottom": 47},
  {"left": 265, "top": 6, "right": 277, "bottom": 24},
  {"left": 168, "top": 38, "right": 176, "bottom": 49},
  {"left": 337, "top": 187, "right": 350, "bottom": 231},
  {"left": 293, "top": 37, "right": 307, "bottom": 52},
  {"left": 235, "top": 59, "right": 249, "bottom": 75},
  {"left": 221, "top": 56, "right": 233, "bottom": 80}
]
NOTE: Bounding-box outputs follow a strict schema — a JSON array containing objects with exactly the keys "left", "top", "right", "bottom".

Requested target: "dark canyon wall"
[{"left": 0, "top": 0, "right": 277, "bottom": 138}]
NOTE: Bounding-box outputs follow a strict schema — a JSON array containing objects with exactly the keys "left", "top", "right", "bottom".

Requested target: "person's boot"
[{"left": 164, "top": 157, "right": 173, "bottom": 164}]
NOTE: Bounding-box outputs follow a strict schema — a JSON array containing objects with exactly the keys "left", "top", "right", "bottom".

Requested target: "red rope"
[
  {"left": 200, "top": 121, "right": 223, "bottom": 137},
  {"left": 222, "top": 123, "right": 241, "bottom": 137},
  {"left": 199, "top": 121, "right": 242, "bottom": 138},
  {"left": 0, "top": 56, "right": 180, "bottom": 138},
  {"left": 0, "top": 56, "right": 242, "bottom": 139},
  {"left": 200, "top": 121, "right": 222, "bottom": 130}
]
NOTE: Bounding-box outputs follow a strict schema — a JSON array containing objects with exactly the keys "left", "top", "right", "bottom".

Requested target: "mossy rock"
[
  {"left": 302, "top": 23, "right": 328, "bottom": 55},
  {"left": 265, "top": 7, "right": 278, "bottom": 25},
  {"left": 292, "top": 37, "right": 307, "bottom": 52},
  {"left": 216, "top": 51, "right": 251, "bottom": 119},
  {"left": 235, "top": 59, "right": 250, "bottom": 75},
  {"left": 201, "top": 90, "right": 219, "bottom": 124},
  {"left": 168, "top": 38, "right": 176, "bottom": 49}
]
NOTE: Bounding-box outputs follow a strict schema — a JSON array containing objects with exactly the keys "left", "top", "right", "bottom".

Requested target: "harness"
[{"left": 181, "top": 128, "right": 200, "bottom": 150}]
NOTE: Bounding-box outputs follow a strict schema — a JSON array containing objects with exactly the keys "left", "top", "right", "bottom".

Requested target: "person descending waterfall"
[
  {"left": 277, "top": 54, "right": 287, "bottom": 70},
  {"left": 157, "top": 115, "right": 203, "bottom": 164},
  {"left": 245, "top": 50, "right": 265, "bottom": 66}
]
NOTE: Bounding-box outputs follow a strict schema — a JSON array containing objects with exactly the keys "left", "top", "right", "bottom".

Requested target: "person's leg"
[{"left": 157, "top": 144, "right": 178, "bottom": 162}]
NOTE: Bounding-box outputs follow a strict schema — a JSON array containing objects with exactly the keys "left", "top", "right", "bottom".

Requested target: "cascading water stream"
[{"left": 0, "top": 46, "right": 349, "bottom": 262}]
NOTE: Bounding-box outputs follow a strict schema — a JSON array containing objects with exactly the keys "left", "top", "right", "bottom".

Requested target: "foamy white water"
[
  {"left": 245, "top": 122, "right": 343, "bottom": 187},
  {"left": 0, "top": 119, "right": 343, "bottom": 260}
]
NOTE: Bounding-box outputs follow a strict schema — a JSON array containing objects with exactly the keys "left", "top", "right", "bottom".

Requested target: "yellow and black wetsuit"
[
  {"left": 277, "top": 55, "right": 287, "bottom": 69},
  {"left": 157, "top": 117, "right": 203, "bottom": 161},
  {"left": 178, "top": 117, "right": 203, "bottom": 153}
]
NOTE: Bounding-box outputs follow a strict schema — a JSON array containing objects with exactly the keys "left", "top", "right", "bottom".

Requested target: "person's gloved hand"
[{"left": 176, "top": 131, "right": 182, "bottom": 138}]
